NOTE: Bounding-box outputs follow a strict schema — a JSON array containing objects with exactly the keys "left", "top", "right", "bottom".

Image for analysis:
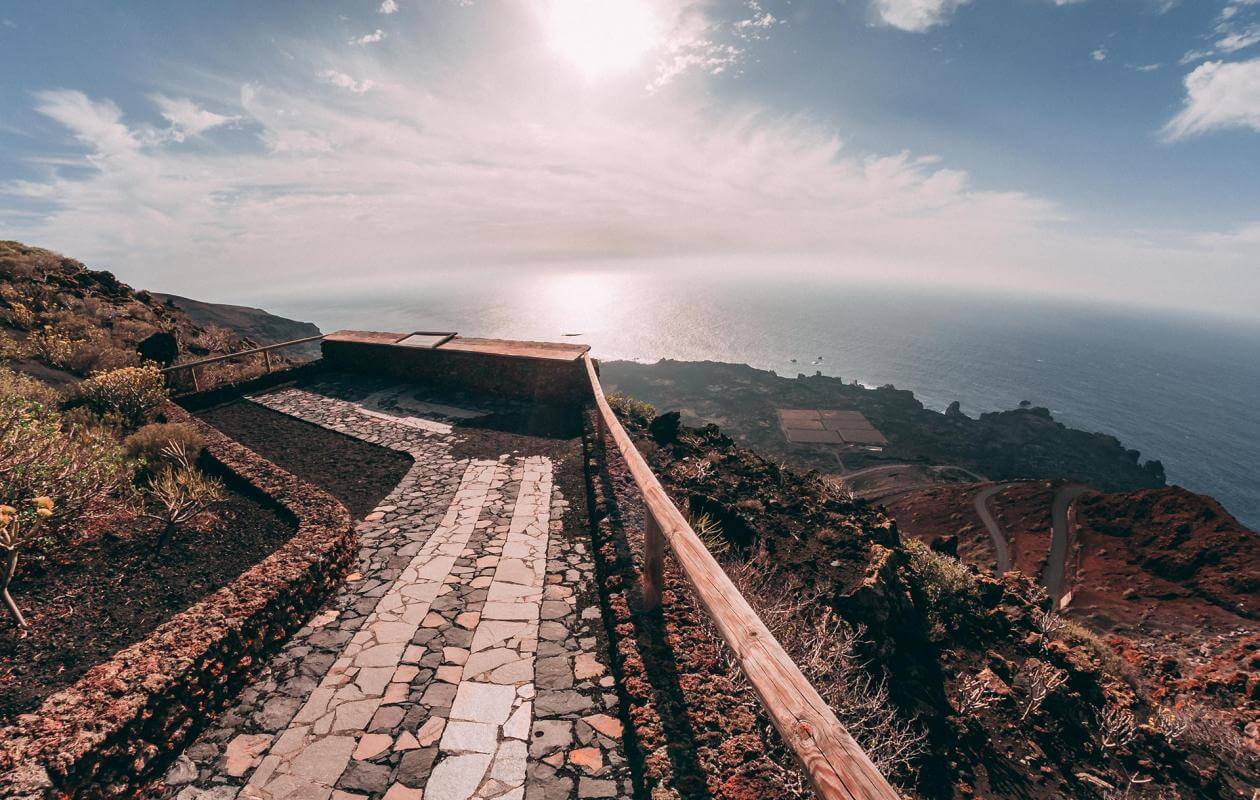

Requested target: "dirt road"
[
  {"left": 972, "top": 484, "right": 1017, "bottom": 572},
  {"left": 1043, "top": 484, "right": 1090, "bottom": 603}
]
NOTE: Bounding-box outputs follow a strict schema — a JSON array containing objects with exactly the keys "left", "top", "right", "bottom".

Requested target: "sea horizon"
[{"left": 244, "top": 272, "right": 1260, "bottom": 529}]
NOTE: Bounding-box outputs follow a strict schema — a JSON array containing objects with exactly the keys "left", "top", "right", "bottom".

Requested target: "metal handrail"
[
  {"left": 160, "top": 335, "right": 324, "bottom": 391},
  {"left": 584, "top": 353, "right": 900, "bottom": 800}
]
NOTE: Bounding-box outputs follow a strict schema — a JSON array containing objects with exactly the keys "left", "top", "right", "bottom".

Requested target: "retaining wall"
[{"left": 0, "top": 404, "right": 355, "bottom": 799}]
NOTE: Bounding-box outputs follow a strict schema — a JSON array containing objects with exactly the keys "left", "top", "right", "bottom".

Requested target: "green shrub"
[
  {"left": 0, "top": 383, "right": 127, "bottom": 626},
  {"left": 607, "top": 392, "right": 656, "bottom": 424},
  {"left": 26, "top": 326, "right": 76, "bottom": 368},
  {"left": 0, "top": 366, "right": 60, "bottom": 408},
  {"left": 904, "top": 537, "right": 983, "bottom": 640},
  {"left": 124, "top": 422, "right": 204, "bottom": 467},
  {"left": 74, "top": 364, "right": 167, "bottom": 428},
  {"left": 141, "top": 441, "right": 224, "bottom": 554}
]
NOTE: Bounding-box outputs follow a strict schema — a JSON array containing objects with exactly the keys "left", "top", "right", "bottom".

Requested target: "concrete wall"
[{"left": 321, "top": 340, "right": 591, "bottom": 406}]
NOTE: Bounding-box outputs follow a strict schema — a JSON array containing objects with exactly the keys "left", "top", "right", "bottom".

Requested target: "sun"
[{"left": 542, "top": 0, "right": 661, "bottom": 79}]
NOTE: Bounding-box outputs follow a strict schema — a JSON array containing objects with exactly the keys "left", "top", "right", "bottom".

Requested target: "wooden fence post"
[
  {"left": 641, "top": 513, "right": 664, "bottom": 611},
  {"left": 263, "top": 349, "right": 272, "bottom": 374}
]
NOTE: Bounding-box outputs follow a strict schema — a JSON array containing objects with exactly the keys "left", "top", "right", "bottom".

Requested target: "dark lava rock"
[
  {"left": 648, "top": 410, "right": 681, "bottom": 443},
  {"left": 137, "top": 331, "right": 180, "bottom": 365}
]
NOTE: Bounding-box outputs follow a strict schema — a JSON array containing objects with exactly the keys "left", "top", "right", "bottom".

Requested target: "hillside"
[
  {"left": 0, "top": 241, "right": 318, "bottom": 383},
  {"left": 150, "top": 293, "right": 322, "bottom": 359},
  {"left": 610, "top": 403, "right": 1256, "bottom": 798},
  {"left": 887, "top": 480, "right": 1259, "bottom": 761}
]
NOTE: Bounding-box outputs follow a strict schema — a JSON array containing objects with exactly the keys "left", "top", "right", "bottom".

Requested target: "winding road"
[
  {"left": 1043, "top": 484, "right": 1090, "bottom": 604},
  {"left": 972, "top": 484, "right": 1017, "bottom": 573}
]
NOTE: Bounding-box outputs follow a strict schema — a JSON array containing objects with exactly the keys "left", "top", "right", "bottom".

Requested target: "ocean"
[{"left": 250, "top": 270, "right": 1260, "bottom": 528}]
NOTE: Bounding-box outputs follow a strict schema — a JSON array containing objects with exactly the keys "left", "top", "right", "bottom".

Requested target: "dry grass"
[{"left": 685, "top": 546, "right": 927, "bottom": 794}]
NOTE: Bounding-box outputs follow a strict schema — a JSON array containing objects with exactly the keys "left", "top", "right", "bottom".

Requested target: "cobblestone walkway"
[{"left": 159, "top": 380, "right": 631, "bottom": 800}]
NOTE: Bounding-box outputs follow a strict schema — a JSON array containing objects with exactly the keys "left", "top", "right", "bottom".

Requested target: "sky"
[{"left": 0, "top": 0, "right": 1258, "bottom": 319}]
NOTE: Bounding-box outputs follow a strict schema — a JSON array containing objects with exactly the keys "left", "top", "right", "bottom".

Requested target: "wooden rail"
[
  {"left": 160, "top": 335, "right": 324, "bottom": 391},
  {"left": 584, "top": 354, "right": 900, "bottom": 800}
]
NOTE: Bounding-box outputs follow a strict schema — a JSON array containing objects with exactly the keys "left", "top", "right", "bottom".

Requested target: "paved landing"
[{"left": 159, "top": 380, "right": 629, "bottom": 800}]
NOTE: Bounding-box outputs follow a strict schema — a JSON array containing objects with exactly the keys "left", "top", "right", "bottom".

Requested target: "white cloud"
[
  {"left": 151, "top": 94, "right": 239, "bottom": 141},
  {"left": 647, "top": 3, "right": 770, "bottom": 90},
  {"left": 1092, "top": 46, "right": 1107, "bottom": 62},
  {"left": 34, "top": 90, "right": 140, "bottom": 158},
  {"left": 6, "top": 5, "right": 1260, "bottom": 317},
  {"left": 870, "top": 0, "right": 972, "bottom": 33},
  {"left": 1163, "top": 57, "right": 1260, "bottom": 139},
  {"left": 320, "top": 69, "right": 375, "bottom": 94},
  {"left": 351, "top": 29, "right": 386, "bottom": 45},
  {"left": 1218, "top": 22, "right": 1260, "bottom": 52},
  {"left": 379, "top": 0, "right": 399, "bottom": 14},
  {"left": 1133, "top": 62, "right": 1162, "bottom": 72},
  {"left": 733, "top": 0, "right": 777, "bottom": 40},
  {"left": 1182, "top": 1, "right": 1260, "bottom": 64}
]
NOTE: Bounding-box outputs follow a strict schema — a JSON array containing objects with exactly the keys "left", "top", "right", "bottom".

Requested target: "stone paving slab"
[{"left": 156, "top": 378, "right": 631, "bottom": 800}]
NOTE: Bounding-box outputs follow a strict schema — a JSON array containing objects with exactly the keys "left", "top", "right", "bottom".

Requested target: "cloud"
[
  {"left": 5, "top": 6, "right": 1260, "bottom": 317},
  {"left": 1163, "top": 57, "right": 1260, "bottom": 139},
  {"left": 1133, "top": 62, "right": 1162, "bottom": 71},
  {"left": 1217, "top": 22, "right": 1260, "bottom": 52},
  {"left": 319, "top": 69, "right": 375, "bottom": 94},
  {"left": 1181, "top": 0, "right": 1260, "bottom": 64},
  {"left": 151, "top": 94, "right": 239, "bottom": 141},
  {"left": 33, "top": 90, "right": 140, "bottom": 158},
  {"left": 1092, "top": 46, "right": 1108, "bottom": 61},
  {"left": 733, "top": 0, "right": 777, "bottom": 40},
  {"left": 379, "top": 0, "right": 399, "bottom": 14},
  {"left": 648, "top": 2, "right": 781, "bottom": 90},
  {"left": 351, "top": 29, "right": 386, "bottom": 45},
  {"left": 870, "top": 0, "right": 973, "bottom": 33}
]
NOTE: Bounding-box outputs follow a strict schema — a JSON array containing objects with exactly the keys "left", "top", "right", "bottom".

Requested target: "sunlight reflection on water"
[{"left": 255, "top": 271, "right": 1260, "bottom": 527}]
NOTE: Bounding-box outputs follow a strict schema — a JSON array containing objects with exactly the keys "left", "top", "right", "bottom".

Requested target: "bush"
[
  {"left": 141, "top": 442, "right": 224, "bottom": 554},
  {"left": 0, "top": 331, "right": 26, "bottom": 361},
  {"left": 26, "top": 326, "right": 76, "bottom": 369},
  {"left": 1, "top": 496, "right": 55, "bottom": 627},
  {"left": 607, "top": 392, "right": 656, "bottom": 425},
  {"left": 716, "top": 547, "right": 927, "bottom": 786},
  {"left": 904, "top": 537, "right": 983, "bottom": 640},
  {"left": 124, "top": 422, "right": 204, "bottom": 467},
  {"left": 74, "top": 364, "right": 167, "bottom": 428},
  {"left": 0, "top": 388, "right": 127, "bottom": 534},
  {"left": 66, "top": 331, "right": 138, "bottom": 375},
  {"left": 0, "top": 366, "right": 60, "bottom": 408}
]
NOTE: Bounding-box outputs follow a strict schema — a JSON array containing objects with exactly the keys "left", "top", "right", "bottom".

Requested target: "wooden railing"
[
  {"left": 584, "top": 354, "right": 900, "bottom": 800},
  {"left": 160, "top": 335, "right": 324, "bottom": 392}
]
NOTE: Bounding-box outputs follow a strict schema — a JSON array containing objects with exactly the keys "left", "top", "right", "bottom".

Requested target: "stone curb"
[{"left": 0, "top": 402, "right": 355, "bottom": 799}]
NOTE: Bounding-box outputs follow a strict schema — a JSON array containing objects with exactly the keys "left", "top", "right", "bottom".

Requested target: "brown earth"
[
  {"left": 0, "top": 487, "right": 295, "bottom": 720},
  {"left": 886, "top": 480, "right": 1260, "bottom": 758},
  {"left": 887, "top": 481, "right": 1059, "bottom": 577},
  {"left": 194, "top": 397, "right": 413, "bottom": 518}
]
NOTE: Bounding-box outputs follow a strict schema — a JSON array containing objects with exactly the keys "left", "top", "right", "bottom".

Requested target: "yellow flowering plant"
[{"left": 1, "top": 496, "right": 54, "bottom": 628}]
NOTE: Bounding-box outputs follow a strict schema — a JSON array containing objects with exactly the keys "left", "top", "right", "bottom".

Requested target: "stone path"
[{"left": 158, "top": 379, "right": 630, "bottom": 800}]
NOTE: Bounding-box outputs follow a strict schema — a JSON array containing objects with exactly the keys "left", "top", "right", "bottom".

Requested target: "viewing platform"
[{"left": 5, "top": 333, "right": 897, "bottom": 800}]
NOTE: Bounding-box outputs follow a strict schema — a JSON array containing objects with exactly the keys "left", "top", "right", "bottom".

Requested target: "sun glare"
[{"left": 542, "top": 0, "right": 661, "bottom": 79}]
